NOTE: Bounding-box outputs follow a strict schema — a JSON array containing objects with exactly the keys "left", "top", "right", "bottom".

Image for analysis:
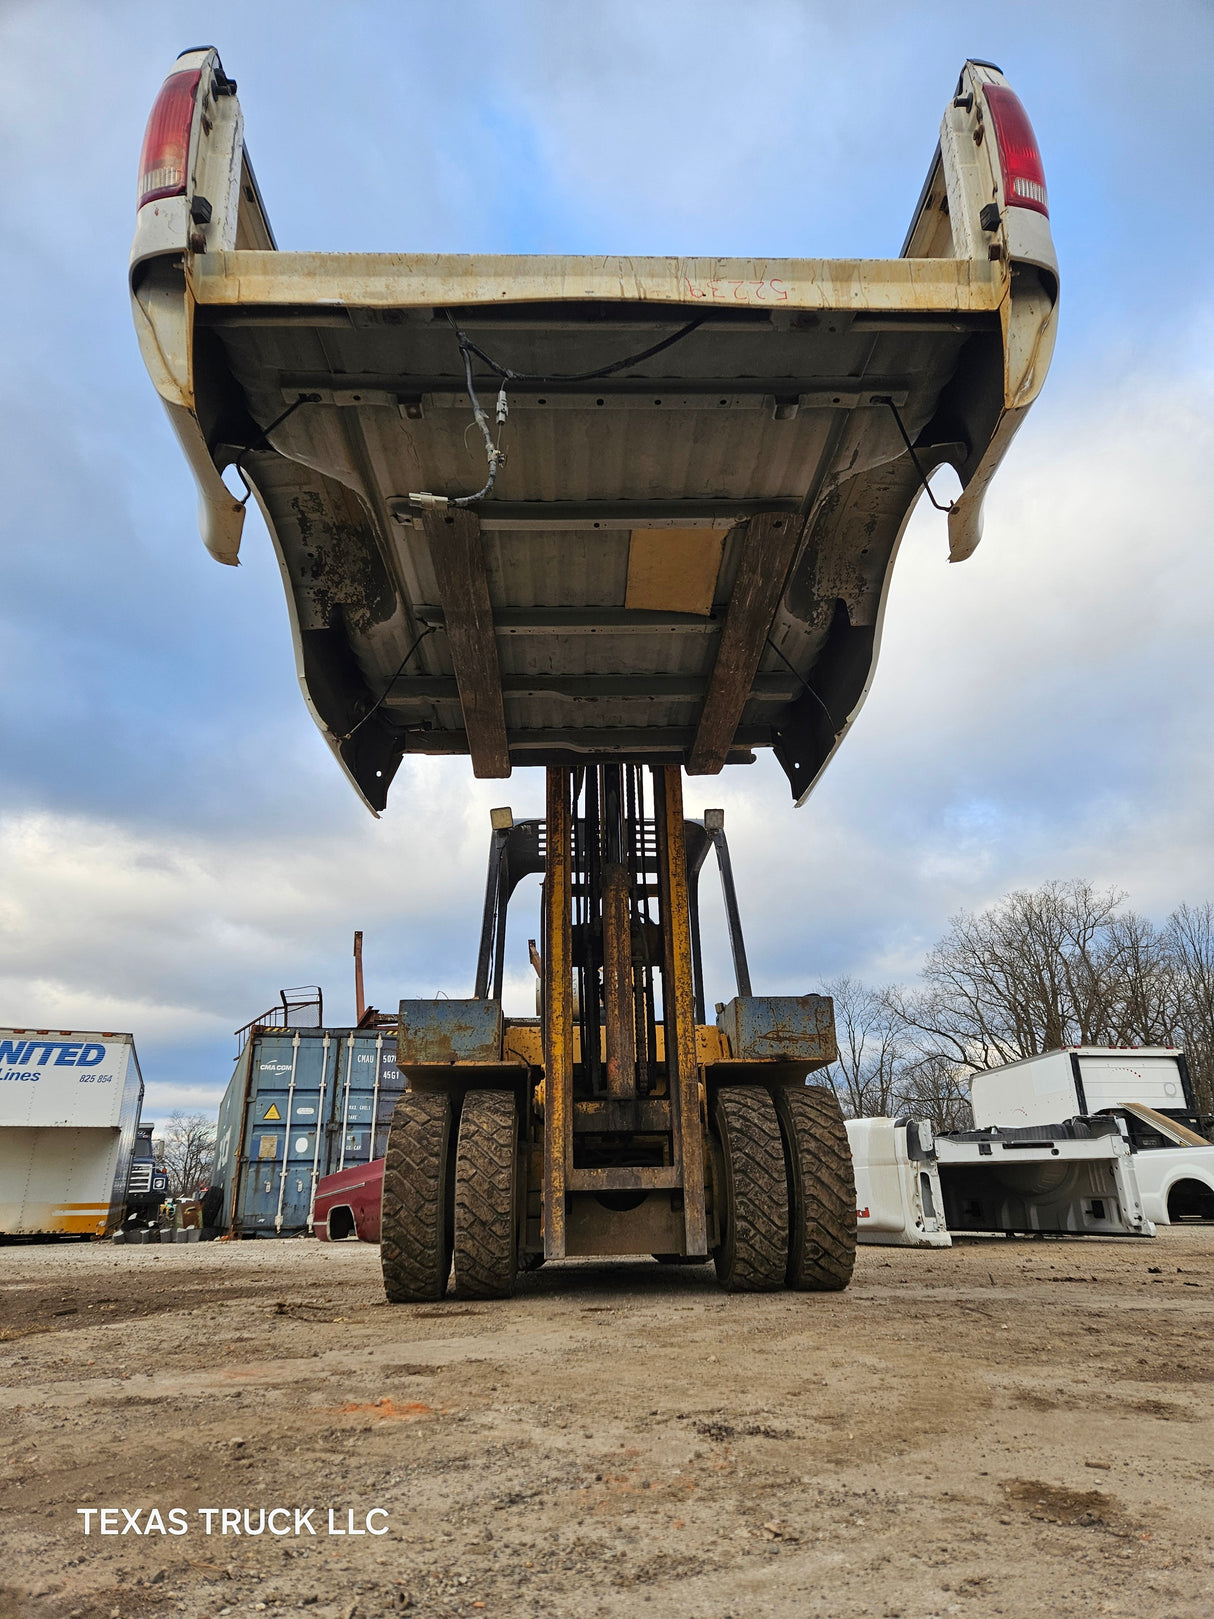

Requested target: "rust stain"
[{"left": 334, "top": 1397, "right": 433, "bottom": 1420}]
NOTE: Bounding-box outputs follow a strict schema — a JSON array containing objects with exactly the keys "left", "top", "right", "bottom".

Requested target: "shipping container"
[
  {"left": 210, "top": 1028, "right": 404, "bottom": 1235},
  {"left": 0, "top": 1030, "right": 143, "bottom": 1238}
]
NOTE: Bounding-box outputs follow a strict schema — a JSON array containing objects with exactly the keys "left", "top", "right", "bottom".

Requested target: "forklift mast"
[{"left": 540, "top": 765, "right": 709, "bottom": 1261}]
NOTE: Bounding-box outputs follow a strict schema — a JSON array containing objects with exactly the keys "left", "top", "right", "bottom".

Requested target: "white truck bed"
[
  {"left": 970, "top": 1047, "right": 1214, "bottom": 1225},
  {"left": 848, "top": 1114, "right": 1154, "bottom": 1246},
  {"left": 847, "top": 1117, "right": 950, "bottom": 1247},
  {"left": 130, "top": 52, "right": 1057, "bottom": 813}
]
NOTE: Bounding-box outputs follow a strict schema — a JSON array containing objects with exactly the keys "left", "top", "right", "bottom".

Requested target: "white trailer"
[
  {"left": 969, "top": 1047, "right": 1196, "bottom": 1128},
  {"left": 847, "top": 1114, "right": 1154, "bottom": 1245},
  {"left": 970, "top": 1048, "right": 1214, "bottom": 1225},
  {"left": 0, "top": 1031, "right": 144, "bottom": 1238}
]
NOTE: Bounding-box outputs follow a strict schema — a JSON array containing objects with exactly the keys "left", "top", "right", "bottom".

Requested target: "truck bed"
[{"left": 132, "top": 55, "right": 1057, "bottom": 811}]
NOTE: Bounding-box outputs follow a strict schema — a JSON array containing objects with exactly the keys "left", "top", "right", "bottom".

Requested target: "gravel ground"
[{"left": 1, "top": 1229, "right": 1212, "bottom": 1619}]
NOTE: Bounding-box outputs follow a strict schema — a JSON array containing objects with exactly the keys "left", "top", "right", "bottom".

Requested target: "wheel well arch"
[
  {"left": 327, "top": 1204, "right": 356, "bottom": 1240},
  {"left": 1165, "top": 1177, "right": 1214, "bottom": 1222}
]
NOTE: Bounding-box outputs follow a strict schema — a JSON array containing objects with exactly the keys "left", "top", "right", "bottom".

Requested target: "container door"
[
  {"left": 284, "top": 1037, "right": 339, "bottom": 1231},
  {"left": 345, "top": 1037, "right": 379, "bottom": 1160},
  {"left": 237, "top": 1033, "right": 339, "bottom": 1233},
  {"left": 280, "top": 1128, "right": 318, "bottom": 1229},
  {"left": 243, "top": 1125, "right": 282, "bottom": 1232},
  {"left": 374, "top": 1041, "right": 406, "bottom": 1159},
  {"left": 329, "top": 1034, "right": 383, "bottom": 1172},
  {"left": 239, "top": 1033, "right": 291, "bottom": 1230},
  {"left": 240, "top": 1034, "right": 296, "bottom": 1229}
]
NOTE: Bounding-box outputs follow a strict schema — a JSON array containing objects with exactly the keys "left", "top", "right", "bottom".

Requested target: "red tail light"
[
  {"left": 983, "top": 84, "right": 1048, "bottom": 217},
  {"left": 137, "top": 69, "right": 201, "bottom": 209}
]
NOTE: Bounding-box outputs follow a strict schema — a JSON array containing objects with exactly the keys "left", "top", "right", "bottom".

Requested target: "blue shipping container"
[{"left": 210, "top": 1028, "right": 404, "bottom": 1235}]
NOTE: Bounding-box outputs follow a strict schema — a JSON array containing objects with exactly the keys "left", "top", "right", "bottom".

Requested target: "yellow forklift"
[{"left": 384, "top": 769, "right": 853, "bottom": 1296}]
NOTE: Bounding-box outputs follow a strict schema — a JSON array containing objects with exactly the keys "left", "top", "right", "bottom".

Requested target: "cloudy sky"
[{"left": 2, "top": 1, "right": 1212, "bottom": 1118}]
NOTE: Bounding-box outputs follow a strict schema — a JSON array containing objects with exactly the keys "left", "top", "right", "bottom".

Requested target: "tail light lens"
[
  {"left": 137, "top": 68, "right": 201, "bottom": 208},
  {"left": 983, "top": 84, "right": 1048, "bottom": 217}
]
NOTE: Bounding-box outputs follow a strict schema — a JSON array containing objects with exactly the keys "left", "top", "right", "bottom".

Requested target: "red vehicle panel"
[{"left": 313, "top": 1158, "right": 384, "bottom": 1243}]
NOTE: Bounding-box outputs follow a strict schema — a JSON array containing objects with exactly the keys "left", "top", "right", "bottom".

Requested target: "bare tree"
[
  {"left": 899, "top": 880, "right": 1171, "bottom": 1071},
  {"left": 821, "top": 882, "right": 1214, "bottom": 1131},
  {"left": 822, "top": 975, "right": 906, "bottom": 1117},
  {"left": 1166, "top": 902, "right": 1214, "bottom": 1115},
  {"left": 155, "top": 1113, "right": 217, "bottom": 1198},
  {"left": 891, "top": 1052, "right": 974, "bottom": 1133},
  {"left": 1103, "top": 909, "right": 1177, "bottom": 1048}
]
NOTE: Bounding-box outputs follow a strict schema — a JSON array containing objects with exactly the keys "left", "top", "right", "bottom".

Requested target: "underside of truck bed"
[
  {"left": 133, "top": 56, "right": 1057, "bottom": 813},
  {"left": 188, "top": 255, "right": 1017, "bottom": 809}
]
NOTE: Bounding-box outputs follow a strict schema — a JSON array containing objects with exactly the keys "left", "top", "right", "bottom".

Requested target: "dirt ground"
[{"left": 1, "top": 1230, "right": 1212, "bottom": 1619}]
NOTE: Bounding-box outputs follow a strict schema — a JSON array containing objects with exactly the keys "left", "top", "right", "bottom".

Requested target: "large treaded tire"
[
  {"left": 380, "top": 1092, "right": 454, "bottom": 1303},
  {"left": 712, "top": 1087, "right": 789, "bottom": 1292},
  {"left": 774, "top": 1084, "right": 857, "bottom": 1292},
  {"left": 452, "top": 1090, "right": 519, "bottom": 1299}
]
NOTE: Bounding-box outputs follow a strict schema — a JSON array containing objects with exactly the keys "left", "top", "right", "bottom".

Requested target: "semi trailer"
[
  {"left": 131, "top": 51, "right": 1057, "bottom": 1296},
  {"left": 0, "top": 1030, "right": 143, "bottom": 1239}
]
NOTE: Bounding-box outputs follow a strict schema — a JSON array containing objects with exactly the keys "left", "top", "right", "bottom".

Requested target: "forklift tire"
[
  {"left": 712, "top": 1087, "right": 789, "bottom": 1291},
  {"left": 380, "top": 1092, "right": 455, "bottom": 1303},
  {"left": 452, "top": 1090, "right": 519, "bottom": 1299},
  {"left": 774, "top": 1084, "right": 857, "bottom": 1292}
]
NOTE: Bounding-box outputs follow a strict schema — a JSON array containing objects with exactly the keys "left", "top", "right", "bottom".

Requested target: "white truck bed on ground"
[
  {"left": 847, "top": 1114, "right": 1154, "bottom": 1246},
  {"left": 970, "top": 1048, "right": 1214, "bottom": 1225}
]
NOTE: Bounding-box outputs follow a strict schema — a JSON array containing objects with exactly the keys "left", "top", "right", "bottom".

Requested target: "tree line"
[
  {"left": 822, "top": 880, "right": 1214, "bottom": 1130},
  {"left": 154, "top": 1112, "right": 217, "bottom": 1198}
]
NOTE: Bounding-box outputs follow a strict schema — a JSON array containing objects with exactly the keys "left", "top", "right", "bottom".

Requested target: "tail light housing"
[
  {"left": 137, "top": 69, "right": 201, "bottom": 209},
  {"left": 983, "top": 84, "right": 1048, "bottom": 217}
]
